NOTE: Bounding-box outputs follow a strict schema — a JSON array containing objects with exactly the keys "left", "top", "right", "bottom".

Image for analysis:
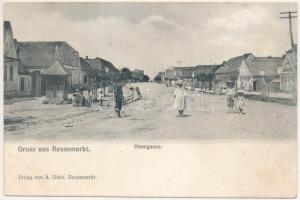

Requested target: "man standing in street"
[{"left": 114, "top": 78, "right": 124, "bottom": 118}]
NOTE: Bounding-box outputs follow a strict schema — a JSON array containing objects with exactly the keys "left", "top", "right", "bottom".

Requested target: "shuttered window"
[
  {"left": 21, "top": 77, "right": 25, "bottom": 91},
  {"left": 4, "top": 65, "right": 7, "bottom": 81},
  {"left": 9, "top": 66, "right": 13, "bottom": 81}
]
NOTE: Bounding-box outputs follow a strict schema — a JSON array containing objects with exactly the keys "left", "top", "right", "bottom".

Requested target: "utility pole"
[{"left": 280, "top": 11, "right": 297, "bottom": 49}]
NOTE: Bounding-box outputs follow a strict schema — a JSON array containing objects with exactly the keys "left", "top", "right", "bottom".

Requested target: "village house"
[
  {"left": 80, "top": 57, "right": 96, "bottom": 89},
  {"left": 174, "top": 67, "right": 195, "bottom": 89},
  {"left": 16, "top": 41, "right": 82, "bottom": 96},
  {"left": 165, "top": 68, "right": 176, "bottom": 81},
  {"left": 102, "top": 58, "right": 120, "bottom": 82},
  {"left": 164, "top": 67, "right": 193, "bottom": 81},
  {"left": 280, "top": 45, "right": 297, "bottom": 92},
  {"left": 193, "top": 64, "right": 220, "bottom": 90},
  {"left": 84, "top": 57, "right": 119, "bottom": 91},
  {"left": 163, "top": 65, "right": 219, "bottom": 90},
  {"left": 158, "top": 71, "right": 165, "bottom": 82},
  {"left": 4, "top": 21, "right": 31, "bottom": 98},
  {"left": 239, "top": 56, "right": 283, "bottom": 92},
  {"left": 214, "top": 53, "right": 254, "bottom": 91},
  {"left": 131, "top": 69, "right": 144, "bottom": 82},
  {"left": 214, "top": 52, "right": 285, "bottom": 93}
]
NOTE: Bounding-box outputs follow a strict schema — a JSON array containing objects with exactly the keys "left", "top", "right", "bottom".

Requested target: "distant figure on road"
[
  {"left": 135, "top": 87, "right": 142, "bottom": 99},
  {"left": 171, "top": 80, "right": 175, "bottom": 87},
  {"left": 114, "top": 79, "right": 124, "bottom": 118},
  {"left": 173, "top": 80, "right": 188, "bottom": 117},
  {"left": 225, "top": 81, "right": 236, "bottom": 112},
  {"left": 129, "top": 87, "right": 135, "bottom": 101}
]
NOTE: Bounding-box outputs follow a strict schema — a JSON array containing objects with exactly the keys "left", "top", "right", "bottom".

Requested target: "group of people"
[
  {"left": 172, "top": 79, "right": 246, "bottom": 116},
  {"left": 73, "top": 78, "right": 246, "bottom": 119},
  {"left": 129, "top": 87, "right": 142, "bottom": 101},
  {"left": 72, "top": 88, "right": 105, "bottom": 108},
  {"left": 224, "top": 81, "right": 245, "bottom": 114},
  {"left": 113, "top": 83, "right": 142, "bottom": 118}
]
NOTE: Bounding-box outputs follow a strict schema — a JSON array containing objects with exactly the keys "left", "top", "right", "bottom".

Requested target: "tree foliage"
[
  {"left": 154, "top": 75, "right": 162, "bottom": 82},
  {"left": 143, "top": 75, "right": 150, "bottom": 82},
  {"left": 120, "top": 67, "right": 132, "bottom": 81}
]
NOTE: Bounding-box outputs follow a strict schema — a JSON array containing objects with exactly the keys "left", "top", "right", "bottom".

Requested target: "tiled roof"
[
  {"left": 17, "top": 41, "right": 80, "bottom": 69},
  {"left": 101, "top": 58, "right": 119, "bottom": 73},
  {"left": 246, "top": 57, "right": 284, "bottom": 76},
  {"left": 41, "top": 60, "right": 70, "bottom": 76},
  {"left": 193, "top": 65, "right": 220, "bottom": 76},
  {"left": 215, "top": 53, "right": 253, "bottom": 74},
  {"left": 84, "top": 58, "right": 106, "bottom": 72},
  {"left": 174, "top": 67, "right": 194, "bottom": 78},
  {"left": 85, "top": 57, "right": 119, "bottom": 73},
  {"left": 80, "top": 57, "right": 93, "bottom": 72}
]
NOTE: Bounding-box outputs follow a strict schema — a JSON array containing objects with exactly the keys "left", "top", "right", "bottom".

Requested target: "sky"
[{"left": 4, "top": 2, "right": 298, "bottom": 78}]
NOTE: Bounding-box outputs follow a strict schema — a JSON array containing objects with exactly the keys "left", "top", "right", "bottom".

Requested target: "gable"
[
  {"left": 282, "top": 53, "right": 297, "bottom": 73},
  {"left": 17, "top": 42, "right": 80, "bottom": 69},
  {"left": 239, "top": 59, "right": 252, "bottom": 76},
  {"left": 4, "top": 22, "right": 18, "bottom": 59}
]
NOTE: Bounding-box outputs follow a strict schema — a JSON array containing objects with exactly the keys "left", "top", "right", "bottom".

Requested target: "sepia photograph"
[{"left": 3, "top": 1, "right": 298, "bottom": 197}]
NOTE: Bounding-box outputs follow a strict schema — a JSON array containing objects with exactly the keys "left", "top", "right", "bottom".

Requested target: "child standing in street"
[
  {"left": 135, "top": 86, "right": 142, "bottom": 100},
  {"left": 129, "top": 87, "right": 135, "bottom": 101},
  {"left": 99, "top": 90, "right": 104, "bottom": 106},
  {"left": 236, "top": 90, "right": 245, "bottom": 114}
]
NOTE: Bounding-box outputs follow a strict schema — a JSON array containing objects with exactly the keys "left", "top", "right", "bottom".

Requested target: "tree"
[
  {"left": 206, "top": 73, "right": 214, "bottom": 90},
  {"left": 120, "top": 68, "right": 132, "bottom": 82},
  {"left": 143, "top": 75, "right": 150, "bottom": 82},
  {"left": 196, "top": 73, "right": 207, "bottom": 89},
  {"left": 154, "top": 75, "right": 162, "bottom": 83}
]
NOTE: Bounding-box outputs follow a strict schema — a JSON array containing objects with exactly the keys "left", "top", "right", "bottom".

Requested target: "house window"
[
  {"left": 9, "top": 65, "right": 13, "bottom": 81},
  {"left": 21, "top": 77, "right": 25, "bottom": 91},
  {"left": 84, "top": 75, "right": 88, "bottom": 83},
  {"left": 4, "top": 65, "right": 7, "bottom": 81}
]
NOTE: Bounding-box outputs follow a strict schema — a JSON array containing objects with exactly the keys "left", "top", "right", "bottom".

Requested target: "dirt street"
[{"left": 4, "top": 82, "right": 296, "bottom": 142}]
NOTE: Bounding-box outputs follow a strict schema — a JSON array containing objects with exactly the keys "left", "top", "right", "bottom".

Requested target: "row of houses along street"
[
  {"left": 156, "top": 45, "right": 297, "bottom": 103},
  {"left": 4, "top": 21, "right": 147, "bottom": 102}
]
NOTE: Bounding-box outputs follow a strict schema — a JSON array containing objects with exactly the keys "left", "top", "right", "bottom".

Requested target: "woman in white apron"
[{"left": 173, "top": 80, "right": 188, "bottom": 117}]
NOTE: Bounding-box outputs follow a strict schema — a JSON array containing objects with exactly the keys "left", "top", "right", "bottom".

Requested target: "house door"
[
  {"left": 41, "top": 76, "right": 46, "bottom": 95},
  {"left": 21, "top": 78, "right": 25, "bottom": 92},
  {"left": 253, "top": 80, "right": 257, "bottom": 91},
  {"left": 31, "top": 71, "right": 41, "bottom": 96}
]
